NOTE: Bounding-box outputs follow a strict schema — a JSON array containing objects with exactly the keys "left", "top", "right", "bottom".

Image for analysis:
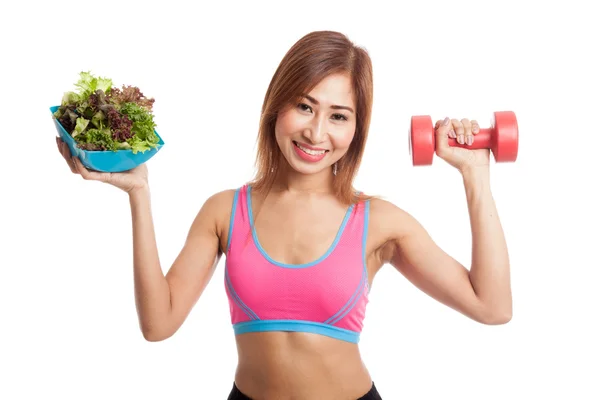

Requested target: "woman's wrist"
[
  {"left": 128, "top": 184, "right": 150, "bottom": 200},
  {"left": 461, "top": 165, "right": 491, "bottom": 196}
]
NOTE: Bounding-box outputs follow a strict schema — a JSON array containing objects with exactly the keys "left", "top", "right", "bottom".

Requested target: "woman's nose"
[{"left": 302, "top": 118, "right": 326, "bottom": 143}]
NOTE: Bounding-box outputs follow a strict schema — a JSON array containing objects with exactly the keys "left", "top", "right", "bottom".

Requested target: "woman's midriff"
[{"left": 233, "top": 331, "right": 373, "bottom": 400}]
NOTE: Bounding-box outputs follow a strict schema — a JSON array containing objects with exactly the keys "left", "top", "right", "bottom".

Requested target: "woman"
[{"left": 56, "top": 31, "right": 512, "bottom": 400}]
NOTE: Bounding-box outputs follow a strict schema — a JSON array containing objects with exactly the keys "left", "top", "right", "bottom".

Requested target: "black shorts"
[{"left": 227, "top": 381, "right": 382, "bottom": 399}]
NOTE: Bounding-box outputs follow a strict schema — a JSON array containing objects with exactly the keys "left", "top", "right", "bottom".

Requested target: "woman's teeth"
[{"left": 295, "top": 142, "right": 326, "bottom": 155}]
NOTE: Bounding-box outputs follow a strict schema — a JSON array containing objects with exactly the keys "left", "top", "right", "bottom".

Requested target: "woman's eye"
[
  {"left": 332, "top": 113, "right": 348, "bottom": 121},
  {"left": 298, "top": 103, "right": 312, "bottom": 112}
]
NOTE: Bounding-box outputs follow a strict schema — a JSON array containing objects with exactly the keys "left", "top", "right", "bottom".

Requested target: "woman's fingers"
[
  {"left": 72, "top": 156, "right": 109, "bottom": 183},
  {"left": 461, "top": 118, "right": 473, "bottom": 146},
  {"left": 58, "top": 140, "right": 77, "bottom": 173}
]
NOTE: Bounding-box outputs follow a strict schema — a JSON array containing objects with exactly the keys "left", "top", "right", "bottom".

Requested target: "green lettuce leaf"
[
  {"left": 72, "top": 117, "right": 89, "bottom": 137},
  {"left": 76, "top": 128, "right": 119, "bottom": 151},
  {"left": 74, "top": 71, "right": 113, "bottom": 100}
]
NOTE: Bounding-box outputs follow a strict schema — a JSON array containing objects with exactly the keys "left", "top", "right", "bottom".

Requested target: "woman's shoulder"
[
  {"left": 206, "top": 187, "right": 239, "bottom": 203},
  {"left": 361, "top": 195, "right": 417, "bottom": 242},
  {"left": 196, "top": 186, "right": 246, "bottom": 252},
  {"left": 202, "top": 186, "right": 243, "bottom": 215},
  {"left": 367, "top": 196, "right": 403, "bottom": 214}
]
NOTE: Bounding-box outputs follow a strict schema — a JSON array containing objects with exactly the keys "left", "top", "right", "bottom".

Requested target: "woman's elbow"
[
  {"left": 140, "top": 322, "right": 175, "bottom": 342},
  {"left": 479, "top": 307, "right": 513, "bottom": 325}
]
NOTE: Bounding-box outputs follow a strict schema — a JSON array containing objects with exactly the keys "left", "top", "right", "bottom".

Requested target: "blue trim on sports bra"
[
  {"left": 225, "top": 268, "right": 260, "bottom": 321},
  {"left": 363, "top": 200, "right": 371, "bottom": 292},
  {"left": 233, "top": 320, "right": 360, "bottom": 343},
  {"left": 324, "top": 268, "right": 367, "bottom": 325},
  {"left": 246, "top": 185, "right": 354, "bottom": 269},
  {"left": 225, "top": 188, "right": 240, "bottom": 254}
]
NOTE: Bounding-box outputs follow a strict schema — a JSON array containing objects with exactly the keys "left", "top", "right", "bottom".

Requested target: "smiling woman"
[
  {"left": 251, "top": 30, "right": 374, "bottom": 206},
  {"left": 56, "top": 29, "right": 512, "bottom": 400}
]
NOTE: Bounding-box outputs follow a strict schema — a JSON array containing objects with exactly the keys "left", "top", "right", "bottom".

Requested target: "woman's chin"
[{"left": 287, "top": 159, "right": 331, "bottom": 176}]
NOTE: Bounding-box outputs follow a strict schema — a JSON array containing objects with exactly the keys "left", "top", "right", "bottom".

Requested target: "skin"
[{"left": 56, "top": 73, "right": 512, "bottom": 400}]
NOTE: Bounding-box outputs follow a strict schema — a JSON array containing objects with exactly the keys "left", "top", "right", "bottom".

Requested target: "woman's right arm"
[
  {"left": 129, "top": 186, "right": 232, "bottom": 341},
  {"left": 58, "top": 138, "right": 229, "bottom": 341}
]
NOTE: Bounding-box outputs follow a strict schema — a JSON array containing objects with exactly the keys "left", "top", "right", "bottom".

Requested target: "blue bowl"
[{"left": 50, "top": 105, "right": 164, "bottom": 172}]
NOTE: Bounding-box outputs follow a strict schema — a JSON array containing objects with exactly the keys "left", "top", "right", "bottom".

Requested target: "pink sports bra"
[{"left": 223, "top": 184, "right": 370, "bottom": 343}]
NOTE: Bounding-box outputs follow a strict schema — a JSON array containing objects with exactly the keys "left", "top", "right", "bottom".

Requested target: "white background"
[{"left": 1, "top": 0, "right": 599, "bottom": 398}]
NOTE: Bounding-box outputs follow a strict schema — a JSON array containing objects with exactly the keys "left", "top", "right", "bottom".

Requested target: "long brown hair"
[{"left": 250, "top": 31, "right": 375, "bottom": 206}]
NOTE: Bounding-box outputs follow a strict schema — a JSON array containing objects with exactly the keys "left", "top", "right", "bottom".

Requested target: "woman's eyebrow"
[{"left": 302, "top": 94, "right": 355, "bottom": 113}]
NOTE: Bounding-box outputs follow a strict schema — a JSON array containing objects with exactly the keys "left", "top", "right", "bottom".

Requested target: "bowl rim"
[{"left": 50, "top": 105, "right": 164, "bottom": 154}]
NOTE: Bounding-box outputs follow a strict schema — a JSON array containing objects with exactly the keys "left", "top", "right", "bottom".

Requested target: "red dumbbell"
[{"left": 409, "top": 111, "right": 519, "bottom": 166}]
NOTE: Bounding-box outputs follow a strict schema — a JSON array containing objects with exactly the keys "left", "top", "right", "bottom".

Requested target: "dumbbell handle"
[{"left": 447, "top": 128, "right": 493, "bottom": 149}]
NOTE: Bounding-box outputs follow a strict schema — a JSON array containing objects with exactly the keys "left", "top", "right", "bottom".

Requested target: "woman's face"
[{"left": 275, "top": 73, "right": 356, "bottom": 175}]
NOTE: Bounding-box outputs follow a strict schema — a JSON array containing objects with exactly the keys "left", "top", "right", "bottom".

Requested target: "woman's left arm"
[
  {"left": 460, "top": 166, "right": 512, "bottom": 323},
  {"left": 377, "top": 117, "right": 512, "bottom": 325}
]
